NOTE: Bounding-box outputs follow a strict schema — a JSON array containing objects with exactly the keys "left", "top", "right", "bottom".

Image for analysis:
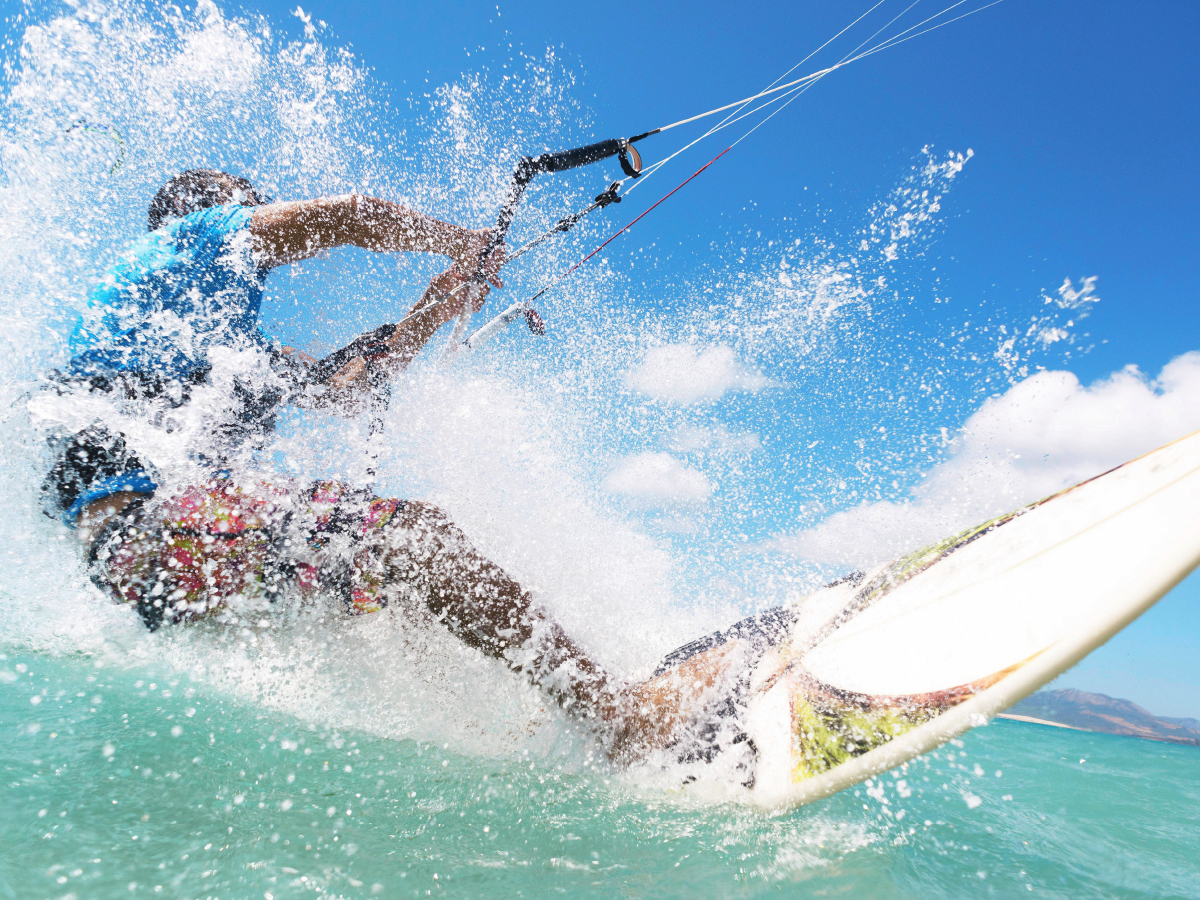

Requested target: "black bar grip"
[{"left": 526, "top": 139, "right": 623, "bottom": 175}]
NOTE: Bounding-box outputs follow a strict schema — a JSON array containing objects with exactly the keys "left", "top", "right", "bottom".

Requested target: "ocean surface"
[{"left": 3, "top": 644, "right": 1198, "bottom": 900}]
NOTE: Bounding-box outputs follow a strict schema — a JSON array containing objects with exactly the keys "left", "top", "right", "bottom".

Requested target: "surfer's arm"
[
  {"left": 287, "top": 266, "right": 495, "bottom": 411},
  {"left": 350, "top": 265, "right": 488, "bottom": 372},
  {"left": 248, "top": 195, "right": 506, "bottom": 277}
]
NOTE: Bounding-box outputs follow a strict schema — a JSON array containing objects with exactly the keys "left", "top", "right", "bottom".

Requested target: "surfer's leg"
[
  {"left": 365, "top": 500, "right": 741, "bottom": 758},
  {"left": 371, "top": 500, "right": 616, "bottom": 718},
  {"left": 309, "top": 483, "right": 733, "bottom": 755}
]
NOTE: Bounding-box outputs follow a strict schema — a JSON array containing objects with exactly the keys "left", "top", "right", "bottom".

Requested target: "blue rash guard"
[
  {"left": 52, "top": 204, "right": 280, "bottom": 526},
  {"left": 67, "top": 204, "right": 271, "bottom": 381}
]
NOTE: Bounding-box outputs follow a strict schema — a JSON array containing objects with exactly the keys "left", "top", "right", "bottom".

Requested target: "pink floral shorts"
[{"left": 88, "top": 478, "right": 404, "bottom": 629}]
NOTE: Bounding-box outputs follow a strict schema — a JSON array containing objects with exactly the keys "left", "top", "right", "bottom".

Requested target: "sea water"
[
  {"left": 3, "top": 2, "right": 1196, "bottom": 898},
  {"left": 3, "top": 646, "right": 1199, "bottom": 899}
]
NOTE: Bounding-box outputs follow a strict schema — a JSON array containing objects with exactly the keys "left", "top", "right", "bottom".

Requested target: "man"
[{"left": 41, "top": 169, "right": 731, "bottom": 761}]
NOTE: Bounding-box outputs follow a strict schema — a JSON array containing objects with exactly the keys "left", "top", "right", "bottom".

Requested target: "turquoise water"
[{"left": 4, "top": 645, "right": 1198, "bottom": 900}]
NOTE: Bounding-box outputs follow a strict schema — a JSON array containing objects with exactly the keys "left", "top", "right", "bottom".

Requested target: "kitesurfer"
[{"left": 39, "top": 169, "right": 722, "bottom": 758}]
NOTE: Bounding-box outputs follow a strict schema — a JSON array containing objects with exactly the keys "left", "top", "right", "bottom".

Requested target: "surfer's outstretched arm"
[
  {"left": 249, "top": 194, "right": 506, "bottom": 275},
  {"left": 250, "top": 195, "right": 506, "bottom": 404}
]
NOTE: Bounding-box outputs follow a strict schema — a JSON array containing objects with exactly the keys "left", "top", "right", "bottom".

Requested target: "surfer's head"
[{"left": 148, "top": 169, "right": 269, "bottom": 231}]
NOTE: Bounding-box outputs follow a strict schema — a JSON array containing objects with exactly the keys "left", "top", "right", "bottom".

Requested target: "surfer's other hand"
[
  {"left": 425, "top": 266, "right": 494, "bottom": 325},
  {"left": 448, "top": 228, "right": 505, "bottom": 288}
]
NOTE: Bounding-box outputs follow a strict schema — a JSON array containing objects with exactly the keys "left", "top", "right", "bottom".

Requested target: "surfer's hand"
[
  {"left": 423, "top": 266, "right": 495, "bottom": 326},
  {"left": 448, "top": 228, "right": 506, "bottom": 288}
]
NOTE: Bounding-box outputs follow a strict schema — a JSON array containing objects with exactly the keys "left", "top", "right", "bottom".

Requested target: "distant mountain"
[
  {"left": 1161, "top": 715, "right": 1200, "bottom": 733},
  {"left": 1005, "top": 689, "right": 1200, "bottom": 746}
]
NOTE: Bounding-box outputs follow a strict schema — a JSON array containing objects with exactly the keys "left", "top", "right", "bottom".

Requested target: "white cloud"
[
  {"left": 624, "top": 344, "right": 771, "bottom": 405},
  {"left": 669, "top": 424, "right": 761, "bottom": 454},
  {"left": 603, "top": 452, "right": 712, "bottom": 509},
  {"left": 768, "top": 351, "right": 1200, "bottom": 568}
]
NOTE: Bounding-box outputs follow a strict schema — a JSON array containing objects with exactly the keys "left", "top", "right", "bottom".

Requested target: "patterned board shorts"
[{"left": 87, "top": 478, "right": 405, "bottom": 630}]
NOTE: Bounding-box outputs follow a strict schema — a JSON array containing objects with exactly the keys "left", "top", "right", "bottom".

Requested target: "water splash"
[{"left": 0, "top": 0, "right": 1098, "bottom": 762}]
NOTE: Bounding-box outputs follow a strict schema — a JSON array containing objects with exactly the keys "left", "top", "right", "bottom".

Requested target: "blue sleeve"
[
  {"left": 170, "top": 204, "right": 255, "bottom": 263},
  {"left": 67, "top": 205, "right": 266, "bottom": 375},
  {"left": 171, "top": 205, "right": 268, "bottom": 344}
]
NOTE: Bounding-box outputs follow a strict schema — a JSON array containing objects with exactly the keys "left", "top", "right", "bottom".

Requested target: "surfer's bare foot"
[{"left": 602, "top": 641, "right": 741, "bottom": 764}]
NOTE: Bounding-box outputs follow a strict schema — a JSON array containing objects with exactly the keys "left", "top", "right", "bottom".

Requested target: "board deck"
[{"left": 656, "top": 429, "right": 1200, "bottom": 809}]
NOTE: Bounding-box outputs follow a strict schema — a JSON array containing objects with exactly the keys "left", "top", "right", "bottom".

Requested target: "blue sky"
[
  {"left": 235, "top": 0, "right": 1200, "bottom": 714},
  {"left": 246, "top": 0, "right": 1199, "bottom": 381}
]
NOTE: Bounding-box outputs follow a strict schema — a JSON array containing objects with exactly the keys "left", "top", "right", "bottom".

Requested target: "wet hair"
[{"left": 147, "top": 169, "right": 269, "bottom": 231}]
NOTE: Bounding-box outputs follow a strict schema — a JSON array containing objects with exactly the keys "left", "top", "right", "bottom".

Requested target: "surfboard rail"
[{"left": 741, "top": 427, "right": 1200, "bottom": 810}]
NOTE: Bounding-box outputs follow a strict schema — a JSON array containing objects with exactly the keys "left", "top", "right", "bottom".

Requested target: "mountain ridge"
[{"left": 1004, "top": 689, "right": 1200, "bottom": 746}]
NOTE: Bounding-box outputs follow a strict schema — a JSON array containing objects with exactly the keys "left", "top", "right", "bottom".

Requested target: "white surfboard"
[{"left": 652, "top": 429, "right": 1200, "bottom": 809}]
